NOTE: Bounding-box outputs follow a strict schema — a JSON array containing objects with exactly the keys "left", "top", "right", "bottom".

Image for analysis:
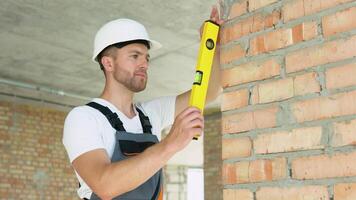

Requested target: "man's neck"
[{"left": 100, "top": 83, "right": 136, "bottom": 119}]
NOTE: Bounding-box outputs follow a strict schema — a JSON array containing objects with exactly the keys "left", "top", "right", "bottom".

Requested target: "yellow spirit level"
[{"left": 189, "top": 20, "right": 220, "bottom": 140}]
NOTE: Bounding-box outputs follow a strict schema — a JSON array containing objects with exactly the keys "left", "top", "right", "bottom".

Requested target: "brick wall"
[
  {"left": 0, "top": 99, "right": 78, "bottom": 199},
  {"left": 220, "top": 0, "right": 356, "bottom": 199}
]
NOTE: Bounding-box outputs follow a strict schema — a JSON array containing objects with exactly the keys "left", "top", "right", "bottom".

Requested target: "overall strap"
[
  {"left": 151, "top": 175, "right": 161, "bottom": 200},
  {"left": 136, "top": 107, "right": 153, "bottom": 134},
  {"left": 86, "top": 102, "right": 153, "bottom": 134},
  {"left": 86, "top": 102, "right": 126, "bottom": 132}
]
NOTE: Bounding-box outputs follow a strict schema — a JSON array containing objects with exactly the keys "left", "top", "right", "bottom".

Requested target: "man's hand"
[
  {"left": 210, "top": 4, "right": 224, "bottom": 26},
  {"left": 163, "top": 107, "right": 204, "bottom": 153},
  {"left": 199, "top": 5, "right": 225, "bottom": 40}
]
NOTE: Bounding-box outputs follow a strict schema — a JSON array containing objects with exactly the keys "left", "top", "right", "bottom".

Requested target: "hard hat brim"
[
  {"left": 149, "top": 39, "right": 162, "bottom": 51},
  {"left": 92, "top": 39, "right": 162, "bottom": 63}
]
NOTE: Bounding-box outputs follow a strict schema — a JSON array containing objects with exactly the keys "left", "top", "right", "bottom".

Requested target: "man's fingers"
[
  {"left": 177, "top": 107, "right": 201, "bottom": 120},
  {"left": 210, "top": 4, "right": 225, "bottom": 26},
  {"left": 189, "top": 118, "right": 204, "bottom": 129},
  {"left": 183, "top": 111, "right": 203, "bottom": 124},
  {"left": 210, "top": 5, "right": 218, "bottom": 19},
  {"left": 217, "top": 19, "right": 224, "bottom": 25}
]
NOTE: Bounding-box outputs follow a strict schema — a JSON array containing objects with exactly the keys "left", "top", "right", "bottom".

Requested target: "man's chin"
[
  {"left": 127, "top": 79, "right": 147, "bottom": 93},
  {"left": 133, "top": 88, "right": 145, "bottom": 93},
  {"left": 131, "top": 85, "right": 146, "bottom": 93}
]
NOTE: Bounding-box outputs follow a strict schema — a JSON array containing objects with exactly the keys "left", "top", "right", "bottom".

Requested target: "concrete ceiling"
[
  {"left": 0, "top": 0, "right": 225, "bottom": 166},
  {"left": 0, "top": 0, "right": 223, "bottom": 106}
]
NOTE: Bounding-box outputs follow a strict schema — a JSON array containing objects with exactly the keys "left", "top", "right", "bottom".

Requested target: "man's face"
[{"left": 111, "top": 43, "right": 150, "bottom": 92}]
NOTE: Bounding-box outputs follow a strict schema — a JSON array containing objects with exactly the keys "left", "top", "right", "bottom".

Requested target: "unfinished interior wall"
[{"left": 0, "top": 99, "right": 77, "bottom": 199}]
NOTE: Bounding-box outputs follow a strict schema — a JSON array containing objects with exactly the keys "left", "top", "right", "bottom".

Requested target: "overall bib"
[{"left": 85, "top": 102, "right": 162, "bottom": 200}]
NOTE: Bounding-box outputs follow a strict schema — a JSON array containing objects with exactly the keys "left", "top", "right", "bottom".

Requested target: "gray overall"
[{"left": 85, "top": 102, "right": 162, "bottom": 200}]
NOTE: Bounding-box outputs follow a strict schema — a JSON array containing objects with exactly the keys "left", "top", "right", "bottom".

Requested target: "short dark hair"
[{"left": 97, "top": 39, "right": 151, "bottom": 71}]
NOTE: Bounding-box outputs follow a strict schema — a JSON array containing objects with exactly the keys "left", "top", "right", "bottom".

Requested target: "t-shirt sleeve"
[
  {"left": 62, "top": 107, "right": 105, "bottom": 163},
  {"left": 139, "top": 95, "right": 176, "bottom": 132}
]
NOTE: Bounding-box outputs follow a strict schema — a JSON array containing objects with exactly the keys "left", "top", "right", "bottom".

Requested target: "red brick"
[
  {"left": 220, "top": 44, "right": 246, "bottom": 65},
  {"left": 221, "top": 10, "right": 281, "bottom": 44},
  {"left": 222, "top": 163, "right": 238, "bottom": 184},
  {"left": 256, "top": 185, "right": 329, "bottom": 200},
  {"left": 257, "top": 78, "right": 294, "bottom": 103},
  {"left": 286, "top": 35, "right": 356, "bottom": 73},
  {"left": 221, "top": 89, "right": 249, "bottom": 111},
  {"left": 254, "top": 126, "right": 323, "bottom": 154},
  {"left": 292, "top": 23, "right": 304, "bottom": 43},
  {"left": 234, "top": 162, "right": 250, "bottom": 184},
  {"left": 251, "top": 36, "right": 266, "bottom": 55},
  {"left": 222, "top": 107, "right": 278, "bottom": 134},
  {"left": 221, "top": 59, "right": 280, "bottom": 88},
  {"left": 334, "top": 183, "right": 356, "bottom": 200},
  {"left": 332, "top": 119, "right": 356, "bottom": 147},
  {"left": 0, "top": 132, "right": 10, "bottom": 141},
  {"left": 249, "top": 0, "right": 278, "bottom": 11},
  {"left": 249, "top": 157, "right": 287, "bottom": 183},
  {"left": 282, "top": 0, "right": 306, "bottom": 22},
  {"left": 264, "top": 10, "right": 281, "bottom": 28},
  {"left": 228, "top": 0, "right": 248, "bottom": 19},
  {"left": 300, "top": 21, "right": 320, "bottom": 41},
  {"left": 323, "top": 7, "right": 356, "bottom": 37},
  {"left": 220, "top": 26, "right": 235, "bottom": 45},
  {"left": 283, "top": 0, "right": 354, "bottom": 22},
  {"left": 223, "top": 157, "right": 287, "bottom": 184},
  {"left": 291, "top": 90, "right": 356, "bottom": 123},
  {"left": 38, "top": 137, "right": 50, "bottom": 145},
  {"left": 326, "top": 63, "right": 356, "bottom": 89},
  {"left": 294, "top": 72, "right": 320, "bottom": 96},
  {"left": 223, "top": 189, "right": 253, "bottom": 200},
  {"left": 250, "top": 159, "right": 272, "bottom": 182},
  {"left": 292, "top": 152, "right": 356, "bottom": 180},
  {"left": 222, "top": 137, "right": 252, "bottom": 159},
  {"left": 250, "top": 21, "right": 318, "bottom": 55}
]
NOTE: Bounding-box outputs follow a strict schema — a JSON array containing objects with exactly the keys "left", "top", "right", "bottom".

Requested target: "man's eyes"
[{"left": 130, "top": 54, "right": 150, "bottom": 62}]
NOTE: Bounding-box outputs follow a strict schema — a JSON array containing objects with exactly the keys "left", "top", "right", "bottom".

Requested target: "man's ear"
[{"left": 101, "top": 56, "right": 114, "bottom": 72}]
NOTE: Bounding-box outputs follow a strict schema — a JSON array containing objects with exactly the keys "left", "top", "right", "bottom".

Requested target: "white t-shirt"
[{"left": 62, "top": 96, "right": 176, "bottom": 198}]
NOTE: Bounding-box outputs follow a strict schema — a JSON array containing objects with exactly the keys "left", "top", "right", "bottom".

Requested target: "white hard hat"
[{"left": 92, "top": 18, "right": 162, "bottom": 62}]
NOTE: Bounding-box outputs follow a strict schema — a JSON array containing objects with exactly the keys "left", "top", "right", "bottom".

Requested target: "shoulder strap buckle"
[
  {"left": 136, "top": 108, "right": 152, "bottom": 134},
  {"left": 107, "top": 113, "right": 125, "bottom": 131}
]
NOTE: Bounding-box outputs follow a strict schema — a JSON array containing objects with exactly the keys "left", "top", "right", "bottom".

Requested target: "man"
[{"left": 63, "top": 6, "right": 223, "bottom": 200}]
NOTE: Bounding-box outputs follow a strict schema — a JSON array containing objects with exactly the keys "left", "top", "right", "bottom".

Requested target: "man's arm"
[
  {"left": 175, "top": 6, "right": 224, "bottom": 116},
  {"left": 72, "top": 141, "right": 172, "bottom": 199},
  {"left": 72, "top": 107, "right": 203, "bottom": 200}
]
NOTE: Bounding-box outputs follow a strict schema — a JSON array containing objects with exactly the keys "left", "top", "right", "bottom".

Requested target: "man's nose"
[{"left": 140, "top": 58, "right": 149, "bottom": 69}]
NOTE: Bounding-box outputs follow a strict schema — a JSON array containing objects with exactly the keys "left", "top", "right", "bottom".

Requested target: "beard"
[
  {"left": 114, "top": 69, "right": 147, "bottom": 92},
  {"left": 126, "top": 75, "right": 147, "bottom": 92}
]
